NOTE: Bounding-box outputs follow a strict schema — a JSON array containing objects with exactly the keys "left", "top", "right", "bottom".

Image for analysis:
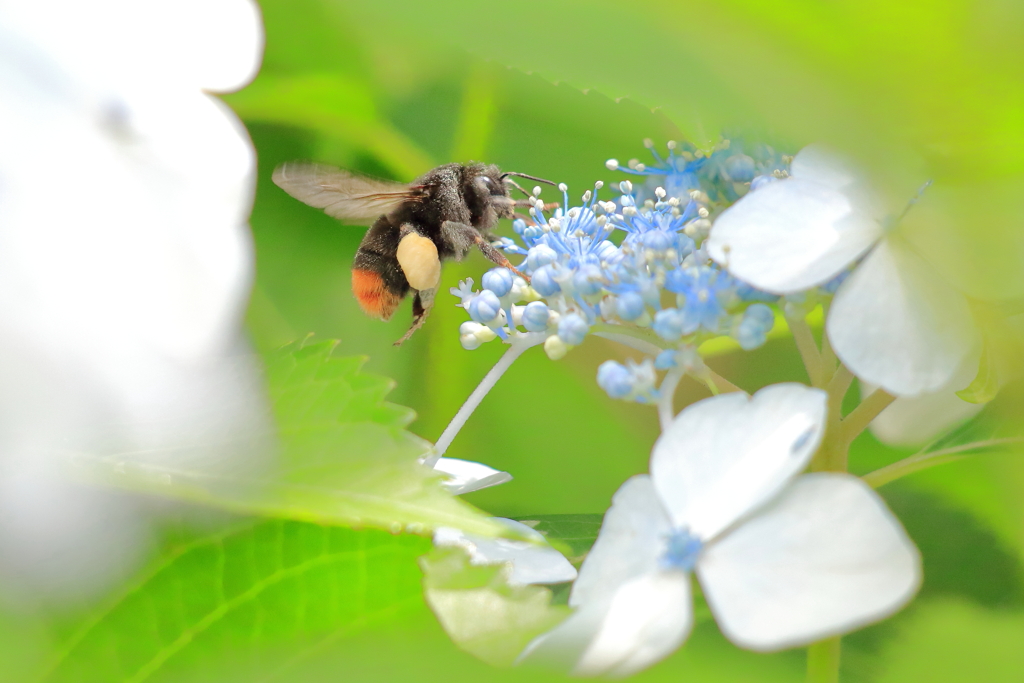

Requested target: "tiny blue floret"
[
  {"left": 481, "top": 268, "right": 514, "bottom": 297},
  {"left": 558, "top": 313, "right": 589, "bottom": 346},
  {"left": 522, "top": 301, "right": 550, "bottom": 332},
  {"left": 468, "top": 290, "right": 502, "bottom": 324}
]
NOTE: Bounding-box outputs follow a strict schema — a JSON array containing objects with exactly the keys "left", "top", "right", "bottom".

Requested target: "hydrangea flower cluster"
[
  {"left": 449, "top": 141, "right": 827, "bottom": 404},
  {"left": 428, "top": 140, "right": 1002, "bottom": 680}
]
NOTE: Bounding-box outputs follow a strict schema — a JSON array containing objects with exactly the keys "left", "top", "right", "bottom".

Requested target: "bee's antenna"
[
  {"left": 500, "top": 172, "right": 558, "bottom": 186},
  {"left": 503, "top": 178, "right": 532, "bottom": 197}
]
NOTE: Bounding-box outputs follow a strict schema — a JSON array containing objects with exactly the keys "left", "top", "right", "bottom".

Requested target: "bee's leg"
[
  {"left": 440, "top": 220, "right": 530, "bottom": 282},
  {"left": 393, "top": 287, "right": 436, "bottom": 346}
]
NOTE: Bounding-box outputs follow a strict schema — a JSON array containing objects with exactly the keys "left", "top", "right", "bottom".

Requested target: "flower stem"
[
  {"left": 427, "top": 335, "right": 542, "bottom": 466},
  {"left": 840, "top": 388, "right": 896, "bottom": 445},
  {"left": 787, "top": 313, "right": 825, "bottom": 388},
  {"left": 696, "top": 366, "right": 744, "bottom": 396},
  {"left": 862, "top": 437, "right": 1024, "bottom": 488},
  {"left": 807, "top": 637, "right": 841, "bottom": 683},
  {"left": 592, "top": 326, "right": 667, "bottom": 356},
  {"left": 658, "top": 366, "right": 685, "bottom": 431}
]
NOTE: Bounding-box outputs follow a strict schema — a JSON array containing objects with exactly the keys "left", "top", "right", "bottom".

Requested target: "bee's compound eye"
[{"left": 479, "top": 176, "right": 493, "bottom": 188}]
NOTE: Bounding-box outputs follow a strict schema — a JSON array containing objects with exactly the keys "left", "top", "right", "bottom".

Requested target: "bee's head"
[{"left": 463, "top": 164, "right": 513, "bottom": 227}]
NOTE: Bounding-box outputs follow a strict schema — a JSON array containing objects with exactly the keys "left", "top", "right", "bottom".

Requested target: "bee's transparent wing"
[{"left": 272, "top": 162, "right": 426, "bottom": 224}]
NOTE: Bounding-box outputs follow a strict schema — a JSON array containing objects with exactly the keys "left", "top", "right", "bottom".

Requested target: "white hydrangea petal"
[
  {"left": 0, "top": 1, "right": 263, "bottom": 92},
  {"left": 864, "top": 354, "right": 983, "bottom": 446},
  {"left": 650, "top": 384, "right": 827, "bottom": 541},
  {"left": 827, "top": 238, "right": 981, "bottom": 397},
  {"left": 707, "top": 178, "right": 883, "bottom": 294},
  {"left": 697, "top": 474, "right": 921, "bottom": 651},
  {"left": 434, "top": 519, "right": 577, "bottom": 586},
  {"left": 521, "top": 573, "right": 692, "bottom": 677},
  {"left": 569, "top": 475, "right": 672, "bottom": 607},
  {"left": 433, "top": 457, "right": 512, "bottom": 495},
  {"left": 789, "top": 145, "right": 888, "bottom": 220}
]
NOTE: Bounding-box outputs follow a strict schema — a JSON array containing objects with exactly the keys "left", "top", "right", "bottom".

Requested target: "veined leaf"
[
  {"left": 71, "top": 339, "right": 500, "bottom": 537},
  {"left": 39, "top": 521, "right": 432, "bottom": 683}
]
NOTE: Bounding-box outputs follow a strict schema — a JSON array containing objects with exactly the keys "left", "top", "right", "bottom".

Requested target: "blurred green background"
[{"left": 5, "top": 1, "right": 1024, "bottom": 681}]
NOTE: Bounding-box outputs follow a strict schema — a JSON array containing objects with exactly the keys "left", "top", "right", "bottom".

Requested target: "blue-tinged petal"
[
  {"left": 650, "top": 384, "right": 827, "bottom": 541},
  {"left": 697, "top": 474, "right": 920, "bottom": 651}
]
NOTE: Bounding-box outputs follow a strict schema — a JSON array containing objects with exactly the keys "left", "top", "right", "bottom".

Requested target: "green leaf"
[
  {"left": 39, "top": 521, "right": 432, "bottom": 683},
  {"left": 71, "top": 339, "right": 500, "bottom": 537},
  {"left": 957, "top": 342, "right": 1000, "bottom": 404},
  {"left": 420, "top": 547, "right": 569, "bottom": 668},
  {"left": 514, "top": 514, "right": 603, "bottom": 562},
  {"left": 224, "top": 74, "right": 435, "bottom": 180}
]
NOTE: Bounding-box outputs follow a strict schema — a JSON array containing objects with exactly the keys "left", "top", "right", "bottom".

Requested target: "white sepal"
[
  {"left": 650, "top": 384, "right": 827, "bottom": 540},
  {"left": 434, "top": 518, "right": 577, "bottom": 586},
  {"left": 827, "top": 238, "right": 980, "bottom": 396},
  {"left": 432, "top": 457, "right": 512, "bottom": 495},
  {"left": 697, "top": 474, "right": 921, "bottom": 651},
  {"left": 569, "top": 475, "right": 672, "bottom": 607}
]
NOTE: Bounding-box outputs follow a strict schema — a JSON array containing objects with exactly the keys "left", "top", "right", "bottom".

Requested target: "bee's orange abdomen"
[{"left": 352, "top": 268, "right": 403, "bottom": 321}]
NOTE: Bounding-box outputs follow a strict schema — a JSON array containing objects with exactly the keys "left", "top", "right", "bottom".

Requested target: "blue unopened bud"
[
  {"left": 663, "top": 268, "right": 690, "bottom": 294},
  {"left": 724, "top": 154, "right": 756, "bottom": 183},
  {"left": 744, "top": 303, "right": 775, "bottom": 328},
  {"left": 597, "top": 361, "right": 633, "bottom": 399},
  {"left": 596, "top": 240, "right": 618, "bottom": 262},
  {"left": 616, "top": 292, "right": 645, "bottom": 321},
  {"left": 734, "top": 304, "right": 775, "bottom": 350},
  {"left": 653, "top": 308, "right": 685, "bottom": 341},
  {"left": 750, "top": 174, "right": 778, "bottom": 192},
  {"left": 482, "top": 268, "right": 513, "bottom": 297},
  {"left": 468, "top": 290, "right": 502, "bottom": 324},
  {"left": 641, "top": 230, "right": 672, "bottom": 253},
  {"left": 513, "top": 218, "right": 527, "bottom": 236},
  {"left": 527, "top": 244, "right": 558, "bottom": 270},
  {"left": 558, "top": 313, "right": 589, "bottom": 346},
  {"left": 522, "top": 301, "right": 550, "bottom": 332},
  {"left": 531, "top": 265, "right": 561, "bottom": 296},
  {"left": 654, "top": 349, "right": 678, "bottom": 370},
  {"left": 573, "top": 265, "right": 603, "bottom": 296}
]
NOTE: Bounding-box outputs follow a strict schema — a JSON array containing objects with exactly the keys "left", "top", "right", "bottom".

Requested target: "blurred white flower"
[
  {"left": 865, "top": 354, "right": 983, "bottom": 446},
  {"left": 434, "top": 518, "right": 577, "bottom": 586},
  {"left": 519, "top": 384, "right": 920, "bottom": 676},
  {"left": 707, "top": 145, "right": 980, "bottom": 397},
  {"left": 0, "top": 1, "right": 267, "bottom": 599}
]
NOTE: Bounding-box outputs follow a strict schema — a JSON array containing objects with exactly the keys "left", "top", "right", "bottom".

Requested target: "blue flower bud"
[
  {"left": 596, "top": 240, "right": 618, "bottom": 262},
  {"left": 522, "top": 301, "right": 550, "bottom": 332},
  {"left": 724, "top": 154, "right": 756, "bottom": 183},
  {"left": 654, "top": 349, "right": 678, "bottom": 370},
  {"left": 663, "top": 268, "right": 691, "bottom": 294},
  {"left": 744, "top": 303, "right": 775, "bottom": 328},
  {"left": 523, "top": 225, "right": 543, "bottom": 242},
  {"left": 481, "top": 268, "right": 513, "bottom": 297},
  {"left": 531, "top": 265, "right": 561, "bottom": 296},
  {"left": 558, "top": 313, "right": 589, "bottom": 346},
  {"left": 750, "top": 174, "right": 778, "bottom": 192},
  {"left": 527, "top": 244, "right": 558, "bottom": 270},
  {"left": 468, "top": 290, "right": 502, "bottom": 324},
  {"left": 641, "top": 230, "right": 672, "bottom": 253},
  {"left": 572, "top": 265, "right": 603, "bottom": 296},
  {"left": 597, "top": 361, "right": 633, "bottom": 399},
  {"left": 616, "top": 291, "right": 645, "bottom": 321},
  {"left": 653, "top": 308, "right": 685, "bottom": 341}
]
